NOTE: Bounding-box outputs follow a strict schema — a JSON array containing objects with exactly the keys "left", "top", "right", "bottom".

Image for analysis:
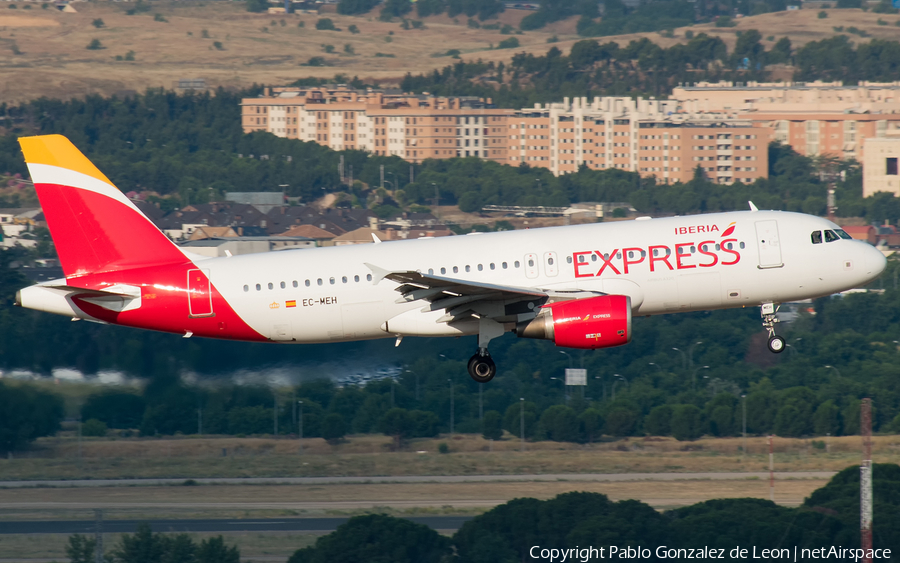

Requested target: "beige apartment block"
[
  {"left": 673, "top": 81, "right": 900, "bottom": 162},
  {"left": 242, "top": 87, "right": 511, "bottom": 164},
  {"left": 863, "top": 136, "right": 900, "bottom": 198},
  {"left": 508, "top": 97, "right": 767, "bottom": 184}
]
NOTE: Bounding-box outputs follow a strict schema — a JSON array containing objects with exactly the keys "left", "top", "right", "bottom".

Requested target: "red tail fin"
[{"left": 19, "top": 135, "right": 188, "bottom": 278}]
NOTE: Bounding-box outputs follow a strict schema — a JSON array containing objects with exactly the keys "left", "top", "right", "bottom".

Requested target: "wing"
[{"left": 365, "top": 263, "right": 599, "bottom": 324}]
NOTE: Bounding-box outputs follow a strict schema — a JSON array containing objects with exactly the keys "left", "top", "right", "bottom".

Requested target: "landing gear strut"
[
  {"left": 761, "top": 302, "right": 785, "bottom": 354},
  {"left": 467, "top": 349, "right": 496, "bottom": 383}
]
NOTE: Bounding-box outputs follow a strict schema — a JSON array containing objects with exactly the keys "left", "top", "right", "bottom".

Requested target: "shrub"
[
  {"left": 81, "top": 418, "right": 108, "bottom": 437},
  {"left": 201, "top": 29, "right": 210, "bottom": 38},
  {"left": 348, "top": 24, "right": 360, "bottom": 34},
  {"left": 374, "top": 52, "right": 396, "bottom": 57},
  {"left": 125, "top": 50, "right": 135, "bottom": 61},
  {"left": 316, "top": 18, "right": 336, "bottom": 30},
  {"left": 497, "top": 37, "right": 519, "bottom": 49},
  {"left": 715, "top": 16, "right": 736, "bottom": 27},
  {"left": 482, "top": 410, "right": 503, "bottom": 441},
  {"left": 818, "top": 10, "right": 828, "bottom": 17},
  {"left": 298, "top": 21, "right": 305, "bottom": 28},
  {"left": 321, "top": 413, "right": 347, "bottom": 444},
  {"left": 684, "top": 29, "right": 694, "bottom": 39},
  {"left": 343, "top": 43, "right": 355, "bottom": 54},
  {"left": 213, "top": 41, "right": 224, "bottom": 50},
  {"left": 92, "top": 18, "right": 105, "bottom": 28},
  {"left": 322, "top": 44, "right": 336, "bottom": 53},
  {"left": 86, "top": 39, "right": 105, "bottom": 50},
  {"left": 547, "top": 34, "right": 558, "bottom": 43},
  {"left": 438, "top": 442, "right": 449, "bottom": 453},
  {"left": 154, "top": 13, "right": 167, "bottom": 22}
]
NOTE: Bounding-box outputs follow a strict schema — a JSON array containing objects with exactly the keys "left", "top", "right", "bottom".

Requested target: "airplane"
[{"left": 14, "top": 135, "right": 887, "bottom": 383}]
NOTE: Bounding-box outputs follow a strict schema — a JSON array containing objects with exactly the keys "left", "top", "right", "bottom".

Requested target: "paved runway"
[
  {"left": 0, "top": 471, "right": 837, "bottom": 488},
  {"left": 0, "top": 516, "right": 473, "bottom": 535}
]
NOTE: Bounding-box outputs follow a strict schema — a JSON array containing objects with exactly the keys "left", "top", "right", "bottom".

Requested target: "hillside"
[{"left": 1, "top": 3, "right": 898, "bottom": 104}]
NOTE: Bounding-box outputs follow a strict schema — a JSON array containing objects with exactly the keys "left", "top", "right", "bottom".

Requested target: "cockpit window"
[
  {"left": 811, "top": 231, "right": 823, "bottom": 244},
  {"left": 835, "top": 229, "right": 852, "bottom": 240},
  {"left": 824, "top": 229, "right": 839, "bottom": 243}
]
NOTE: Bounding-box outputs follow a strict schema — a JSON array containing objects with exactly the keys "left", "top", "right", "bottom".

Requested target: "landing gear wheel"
[
  {"left": 767, "top": 335, "right": 785, "bottom": 354},
  {"left": 467, "top": 353, "right": 496, "bottom": 383}
]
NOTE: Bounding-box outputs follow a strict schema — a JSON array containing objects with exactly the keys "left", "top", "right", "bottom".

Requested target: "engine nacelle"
[{"left": 515, "top": 294, "right": 632, "bottom": 349}]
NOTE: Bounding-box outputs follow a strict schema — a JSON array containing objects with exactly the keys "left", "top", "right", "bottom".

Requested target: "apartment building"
[
  {"left": 242, "top": 87, "right": 512, "bottom": 164},
  {"left": 863, "top": 135, "right": 900, "bottom": 198},
  {"left": 508, "top": 97, "right": 768, "bottom": 184},
  {"left": 672, "top": 81, "right": 900, "bottom": 161}
]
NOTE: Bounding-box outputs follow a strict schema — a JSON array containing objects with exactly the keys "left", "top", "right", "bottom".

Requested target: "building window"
[{"left": 888, "top": 157, "right": 898, "bottom": 176}]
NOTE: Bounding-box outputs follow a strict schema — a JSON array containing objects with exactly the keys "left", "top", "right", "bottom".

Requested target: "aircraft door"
[
  {"left": 524, "top": 253, "right": 539, "bottom": 279},
  {"left": 187, "top": 269, "right": 214, "bottom": 318},
  {"left": 754, "top": 220, "right": 783, "bottom": 269},
  {"left": 543, "top": 251, "right": 558, "bottom": 277}
]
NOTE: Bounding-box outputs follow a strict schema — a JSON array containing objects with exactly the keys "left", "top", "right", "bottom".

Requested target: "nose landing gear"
[{"left": 761, "top": 302, "right": 785, "bottom": 354}]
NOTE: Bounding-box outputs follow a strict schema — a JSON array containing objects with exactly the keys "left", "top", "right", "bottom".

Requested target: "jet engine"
[{"left": 515, "top": 294, "right": 632, "bottom": 349}]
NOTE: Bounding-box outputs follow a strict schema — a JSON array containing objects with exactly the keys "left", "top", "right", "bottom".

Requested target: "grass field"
[
  {"left": 1, "top": 3, "right": 897, "bottom": 104},
  {"left": 0, "top": 433, "right": 893, "bottom": 480}
]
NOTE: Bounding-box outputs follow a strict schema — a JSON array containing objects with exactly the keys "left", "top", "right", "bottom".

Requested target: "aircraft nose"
[{"left": 865, "top": 245, "right": 887, "bottom": 279}]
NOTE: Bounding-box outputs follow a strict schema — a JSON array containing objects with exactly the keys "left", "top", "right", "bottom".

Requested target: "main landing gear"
[
  {"left": 467, "top": 318, "right": 503, "bottom": 383},
  {"left": 467, "top": 349, "right": 497, "bottom": 383},
  {"left": 761, "top": 302, "right": 785, "bottom": 354}
]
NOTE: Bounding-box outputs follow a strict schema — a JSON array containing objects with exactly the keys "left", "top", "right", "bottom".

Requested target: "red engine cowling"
[{"left": 515, "top": 295, "right": 632, "bottom": 349}]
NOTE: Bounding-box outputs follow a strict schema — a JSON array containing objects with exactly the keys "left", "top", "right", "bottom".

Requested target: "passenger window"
[
  {"left": 591, "top": 254, "right": 597, "bottom": 262},
  {"left": 665, "top": 248, "right": 671, "bottom": 256},
  {"left": 317, "top": 279, "right": 323, "bottom": 286},
  {"left": 528, "top": 259, "right": 535, "bottom": 267},
  {"left": 726, "top": 242, "right": 733, "bottom": 250},
  {"left": 329, "top": 277, "right": 335, "bottom": 285},
  {"left": 268, "top": 283, "right": 274, "bottom": 290},
  {"left": 652, "top": 249, "right": 658, "bottom": 257},
  {"left": 739, "top": 242, "right": 745, "bottom": 249},
  {"left": 293, "top": 281, "right": 298, "bottom": 288},
  {"left": 465, "top": 265, "right": 471, "bottom": 272},
  {"left": 490, "top": 263, "right": 496, "bottom": 270},
  {"left": 615, "top": 252, "right": 621, "bottom": 260},
  {"left": 811, "top": 231, "right": 823, "bottom": 244},
  {"left": 701, "top": 245, "right": 707, "bottom": 252},
  {"left": 640, "top": 250, "right": 646, "bottom": 258},
  {"left": 367, "top": 274, "right": 372, "bottom": 281},
  {"left": 824, "top": 230, "right": 839, "bottom": 243},
  {"left": 478, "top": 264, "right": 483, "bottom": 271},
  {"left": 515, "top": 261, "right": 520, "bottom": 268},
  {"left": 715, "top": 244, "right": 720, "bottom": 251},
  {"left": 342, "top": 276, "right": 348, "bottom": 283},
  {"left": 627, "top": 251, "right": 634, "bottom": 259},
  {"left": 836, "top": 229, "right": 852, "bottom": 240},
  {"left": 441, "top": 267, "right": 447, "bottom": 274},
  {"left": 453, "top": 266, "right": 459, "bottom": 273},
  {"left": 690, "top": 246, "right": 695, "bottom": 253},
  {"left": 243, "top": 285, "right": 249, "bottom": 292},
  {"left": 280, "top": 281, "right": 286, "bottom": 289},
  {"left": 256, "top": 284, "right": 261, "bottom": 291},
  {"left": 548, "top": 257, "right": 554, "bottom": 265},
  {"left": 428, "top": 269, "right": 434, "bottom": 275},
  {"left": 502, "top": 262, "right": 508, "bottom": 269},
  {"left": 305, "top": 280, "right": 310, "bottom": 287},
  {"left": 354, "top": 275, "right": 360, "bottom": 282}
]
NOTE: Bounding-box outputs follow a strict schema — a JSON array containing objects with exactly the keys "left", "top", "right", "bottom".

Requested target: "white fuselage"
[{"left": 199, "top": 210, "right": 884, "bottom": 343}]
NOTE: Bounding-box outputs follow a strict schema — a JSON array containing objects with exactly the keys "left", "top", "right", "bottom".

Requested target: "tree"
[
  {"left": 380, "top": 0, "right": 412, "bottom": 20},
  {"left": 644, "top": 405, "right": 672, "bottom": 436},
  {"left": 81, "top": 418, "right": 108, "bottom": 437},
  {"left": 66, "top": 535, "right": 97, "bottom": 563},
  {"left": 337, "top": 0, "right": 379, "bottom": 15},
  {"left": 321, "top": 412, "right": 347, "bottom": 444},
  {"left": 539, "top": 405, "right": 580, "bottom": 442},
  {"left": 813, "top": 400, "right": 841, "bottom": 436},
  {"left": 81, "top": 391, "right": 146, "bottom": 429},
  {"left": 86, "top": 39, "right": 105, "bottom": 50},
  {"left": 0, "top": 382, "right": 64, "bottom": 451},
  {"left": 197, "top": 536, "right": 240, "bottom": 563},
  {"left": 246, "top": 0, "right": 268, "bottom": 12},
  {"left": 578, "top": 408, "right": 603, "bottom": 442},
  {"left": 92, "top": 18, "right": 105, "bottom": 28},
  {"left": 482, "top": 410, "right": 503, "bottom": 440},
  {"left": 380, "top": 407, "right": 412, "bottom": 447},
  {"left": 605, "top": 408, "right": 636, "bottom": 437},
  {"left": 503, "top": 402, "right": 537, "bottom": 439},
  {"left": 288, "top": 514, "right": 451, "bottom": 563},
  {"left": 671, "top": 404, "right": 702, "bottom": 441},
  {"left": 409, "top": 409, "right": 440, "bottom": 438}
]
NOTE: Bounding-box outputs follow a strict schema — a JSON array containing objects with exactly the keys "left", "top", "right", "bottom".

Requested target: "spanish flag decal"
[{"left": 286, "top": 300, "right": 297, "bottom": 308}]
